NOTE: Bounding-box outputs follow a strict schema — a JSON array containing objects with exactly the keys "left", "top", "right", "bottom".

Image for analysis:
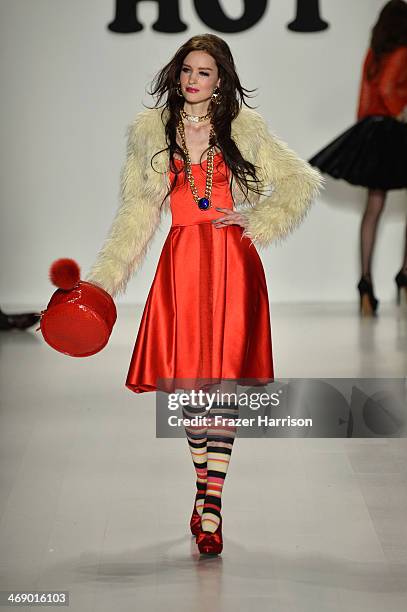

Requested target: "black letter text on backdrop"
[
  {"left": 108, "top": 0, "right": 187, "bottom": 33},
  {"left": 287, "top": 0, "right": 329, "bottom": 32},
  {"left": 108, "top": 0, "right": 329, "bottom": 34}
]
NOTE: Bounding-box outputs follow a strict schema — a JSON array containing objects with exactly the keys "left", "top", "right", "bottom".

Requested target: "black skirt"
[{"left": 308, "top": 115, "right": 407, "bottom": 191}]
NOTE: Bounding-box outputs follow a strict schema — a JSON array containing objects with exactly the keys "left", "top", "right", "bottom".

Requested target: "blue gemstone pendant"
[{"left": 198, "top": 198, "right": 210, "bottom": 210}]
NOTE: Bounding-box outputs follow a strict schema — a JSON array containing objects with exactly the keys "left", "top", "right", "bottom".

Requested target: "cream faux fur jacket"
[{"left": 85, "top": 106, "right": 324, "bottom": 298}]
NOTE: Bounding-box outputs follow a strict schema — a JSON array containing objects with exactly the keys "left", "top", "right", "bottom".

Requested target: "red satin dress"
[{"left": 125, "top": 152, "right": 274, "bottom": 394}]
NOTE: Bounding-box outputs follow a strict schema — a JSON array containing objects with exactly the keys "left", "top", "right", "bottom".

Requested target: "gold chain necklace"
[
  {"left": 177, "top": 117, "right": 215, "bottom": 211},
  {"left": 180, "top": 108, "right": 211, "bottom": 123}
]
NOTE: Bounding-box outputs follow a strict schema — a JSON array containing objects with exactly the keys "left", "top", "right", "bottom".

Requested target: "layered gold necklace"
[{"left": 176, "top": 114, "right": 216, "bottom": 211}]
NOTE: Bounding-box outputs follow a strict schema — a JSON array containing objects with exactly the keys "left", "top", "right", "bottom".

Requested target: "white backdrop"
[{"left": 1, "top": 0, "right": 405, "bottom": 306}]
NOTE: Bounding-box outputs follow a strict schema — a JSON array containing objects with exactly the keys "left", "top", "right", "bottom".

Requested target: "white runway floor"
[{"left": 0, "top": 300, "right": 406, "bottom": 612}]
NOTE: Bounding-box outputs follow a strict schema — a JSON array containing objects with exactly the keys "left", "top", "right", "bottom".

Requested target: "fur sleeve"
[
  {"left": 85, "top": 118, "right": 162, "bottom": 298},
  {"left": 241, "top": 112, "right": 325, "bottom": 249}
]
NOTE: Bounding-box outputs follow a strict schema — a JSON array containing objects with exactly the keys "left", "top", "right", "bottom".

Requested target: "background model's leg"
[
  {"left": 360, "top": 188, "right": 386, "bottom": 279},
  {"left": 401, "top": 215, "right": 407, "bottom": 273},
  {"left": 395, "top": 215, "right": 407, "bottom": 305}
]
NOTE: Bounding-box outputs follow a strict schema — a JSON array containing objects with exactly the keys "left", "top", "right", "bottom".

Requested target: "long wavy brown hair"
[
  {"left": 367, "top": 0, "right": 407, "bottom": 79},
  {"left": 143, "top": 33, "right": 267, "bottom": 209}
]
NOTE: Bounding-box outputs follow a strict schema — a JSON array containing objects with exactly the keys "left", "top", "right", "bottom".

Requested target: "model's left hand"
[{"left": 212, "top": 207, "right": 248, "bottom": 229}]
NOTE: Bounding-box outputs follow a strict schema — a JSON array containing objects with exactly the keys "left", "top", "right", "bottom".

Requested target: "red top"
[
  {"left": 169, "top": 152, "right": 233, "bottom": 226},
  {"left": 357, "top": 45, "right": 407, "bottom": 120}
]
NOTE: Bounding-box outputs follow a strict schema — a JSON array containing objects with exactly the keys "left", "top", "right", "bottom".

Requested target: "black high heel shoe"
[
  {"left": 357, "top": 275, "right": 379, "bottom": 316},
  {"left": 395, "top": 269, "right": 407, "bottom": 306}
]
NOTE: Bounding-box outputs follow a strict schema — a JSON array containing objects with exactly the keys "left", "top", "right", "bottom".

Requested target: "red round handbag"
[{"left": 39, "top": 259, "right": 117, "bottom": 357}]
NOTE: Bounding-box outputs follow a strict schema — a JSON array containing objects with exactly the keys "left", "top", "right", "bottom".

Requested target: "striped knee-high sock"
[
  {"left": 182, "top": 403, "right": 208, "bottom": 515},
  {"left": 201, "top": 402, "right": 239, "bottom": 533}
]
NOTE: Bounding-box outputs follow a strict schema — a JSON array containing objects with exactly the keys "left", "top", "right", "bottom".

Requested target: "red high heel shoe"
[
  {"left": 196, "top": 516, "right": 223, "bottom": 555},
  {"left": 190, "top": 504, "right": 202, "bottom": 537}
]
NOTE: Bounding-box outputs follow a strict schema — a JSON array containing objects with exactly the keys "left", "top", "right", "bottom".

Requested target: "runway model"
[
  {"left": 309, "top": 0, "right": 407, "bottom": 316},
  {"left": 85, "top": 33, "right": 323, "bottom": 554}
]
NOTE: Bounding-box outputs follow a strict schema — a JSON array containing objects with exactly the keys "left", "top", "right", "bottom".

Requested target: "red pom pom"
[{"left": 49, "top": 258, "right": 81, "bottom": 290}]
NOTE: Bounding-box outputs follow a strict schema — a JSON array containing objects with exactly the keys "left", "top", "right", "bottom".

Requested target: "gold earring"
[
  {"left": 176, "top": 82, "right": 184, "bottom": 98},
  {"left": 211, "top": 86, "right": 221, "bottom": 105}
]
